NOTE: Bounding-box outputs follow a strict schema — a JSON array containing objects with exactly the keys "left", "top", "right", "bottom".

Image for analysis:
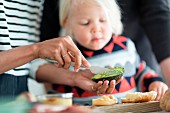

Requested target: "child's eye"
[
  {"left": 100, "top": 19, "right": 106, "bottom": 22},
  {"left": 81, "top": 22, "right": 89, "bottom": 26}
]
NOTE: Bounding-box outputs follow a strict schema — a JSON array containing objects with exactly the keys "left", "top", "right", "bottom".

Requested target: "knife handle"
[{"left": 46, "top": 59, "right": 85, "bottom": 68}]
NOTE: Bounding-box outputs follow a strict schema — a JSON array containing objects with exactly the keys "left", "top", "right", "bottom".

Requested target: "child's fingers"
[
  {"left": 149, "top": 87, "right": 159, "bottom": 100},
  {"left": 159, "top": 86, "right": 168, "bottom": 100},
  {"left": 155, "top": 83, "right": 168, "bottom": 101},
  {"left": 156, "top": 88, "right": 161, "bottom": 101},
  {"left": 160, "top": 88, "right": 165, "bottom": 101}
]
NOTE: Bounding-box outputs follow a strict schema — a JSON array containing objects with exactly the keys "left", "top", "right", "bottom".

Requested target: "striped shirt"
[{"left": 0, "top": 0, "right": 44, "bottom": 76}]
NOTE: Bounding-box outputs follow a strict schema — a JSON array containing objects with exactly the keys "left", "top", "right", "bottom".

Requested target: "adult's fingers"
[
  {"left": 62, "top": 36, "right": 82, "bottom": 71},
  {"left": 67, "top": 51, "right": 81, "bottom": 71},
  {"left": 53, "top": 51, "right": 64, "bottom": 66},
  {"left": 92, "top": 81, "right": 103, "bottom": 93},
  {"left": 69, "top": 52, "right": 90, "bottom": 71},
  {"left": 106, "top": 80, "right": 116, "bottom": 94},
  {"left": 81, "top": 69, "right": 94, "bottom": 78},
  {"left": 92, "top": 80, "right": 115, "bottom": 94},
  {"left": 81, "top": 55, "right": 91, "bottom": 68},
  {"left": 61, "top": 49, "right": 72, "bottom": 69},
  {"left": 97, "top": 80, "right": 109, "bottom": 94},
  {"left": 65, "top": 36, "right": 90, "bottom": 70},
  {"left": 116, "top": 76, "right": 124, "bottom": 84}
]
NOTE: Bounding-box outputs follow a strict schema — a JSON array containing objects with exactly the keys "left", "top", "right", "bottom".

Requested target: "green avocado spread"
[{"left": 91, "top": 66, "right": 124, "bottom": 81}]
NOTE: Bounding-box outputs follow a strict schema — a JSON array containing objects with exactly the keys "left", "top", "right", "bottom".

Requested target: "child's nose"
[{"left": 92, "top": 25, "right": 101, "bottom": 33}]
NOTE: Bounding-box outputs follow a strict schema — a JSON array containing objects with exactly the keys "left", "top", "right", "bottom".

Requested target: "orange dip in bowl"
[{"left": 37, "top": 93, "right": 73, "bottom": 106}]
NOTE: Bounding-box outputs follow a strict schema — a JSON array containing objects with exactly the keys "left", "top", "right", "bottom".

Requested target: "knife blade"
[{"left": 46, "top": 59, "right": 109, "bottom": 74}]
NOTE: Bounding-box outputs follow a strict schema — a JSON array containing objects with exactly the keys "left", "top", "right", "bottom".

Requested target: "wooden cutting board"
[{"left": 93, "top": 101, "right": 162, "bottom": 113}]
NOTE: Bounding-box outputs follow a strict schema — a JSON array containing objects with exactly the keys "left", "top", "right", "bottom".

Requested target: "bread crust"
[
  {"left": 121, "top": 91, "right": 157, "bottom": 103},
  {"left": 160, "top": 88, "right": 170, "bottom": 111},
  {"left": 92, "top": 95, "right": 117, "bottom": 106}
]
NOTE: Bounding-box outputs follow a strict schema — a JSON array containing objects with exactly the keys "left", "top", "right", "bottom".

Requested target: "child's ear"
[{"left": 63, "top": 19, "right": 72, "bottom": 35}]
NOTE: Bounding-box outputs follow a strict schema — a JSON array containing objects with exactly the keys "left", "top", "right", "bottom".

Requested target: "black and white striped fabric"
[{"left": 0, "top": 0, "right": 44, "bottom": 76}]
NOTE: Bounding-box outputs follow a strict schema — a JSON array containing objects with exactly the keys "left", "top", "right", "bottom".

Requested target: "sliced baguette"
[
  {"left": 121, "top": 91, "right": 157, "bottom": 103},
  {"left": 92, "top": 95, "right": 117, "bottom": 106}
]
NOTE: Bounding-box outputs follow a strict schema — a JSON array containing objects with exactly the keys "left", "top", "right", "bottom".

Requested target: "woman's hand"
[
  {"left": 92, "top": 65, "right": 124, "bottom": 94},
  {"left": 92, "top": 76, "right": 123, "bottom": 95},
  {"left": 149, "top": 81, "right": 168, "bottom": 101},
  {"left": 73, "top": 69, "right": 123, "bottom": 95},
  {"left": 34, "top": 36, "right": 90, "bottom": 71}
]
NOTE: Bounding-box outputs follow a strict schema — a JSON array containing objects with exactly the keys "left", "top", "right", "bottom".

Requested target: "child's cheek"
[
  {"left": 77, "top": 35, "right": 89, "bottom": 44},
  {"left": 81, "top": 38, "right": 89, "bottom": 43}
]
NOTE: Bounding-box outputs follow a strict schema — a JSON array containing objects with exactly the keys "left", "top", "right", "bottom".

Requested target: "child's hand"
[{"left": 148, "top": 81, "right": 168, "bottom": 101}]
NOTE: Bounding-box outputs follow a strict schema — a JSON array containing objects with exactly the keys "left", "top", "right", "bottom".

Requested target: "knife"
[{"left": 46, "top": 59, "right": 109, "bottom": 74}]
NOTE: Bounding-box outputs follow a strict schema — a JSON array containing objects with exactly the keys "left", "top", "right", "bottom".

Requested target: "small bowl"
[{"left": 37, "top": 93, "right": 73, "bottom": 106}]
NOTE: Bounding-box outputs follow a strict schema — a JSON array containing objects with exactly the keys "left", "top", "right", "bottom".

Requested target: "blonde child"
[{"left": 52, "top": 0, "right": 168, "bottom": 105}]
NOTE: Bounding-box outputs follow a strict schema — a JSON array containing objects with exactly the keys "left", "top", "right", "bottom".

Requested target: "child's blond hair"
[{"left": 59, "top": 0, "right": 123, "bottom": 36}]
